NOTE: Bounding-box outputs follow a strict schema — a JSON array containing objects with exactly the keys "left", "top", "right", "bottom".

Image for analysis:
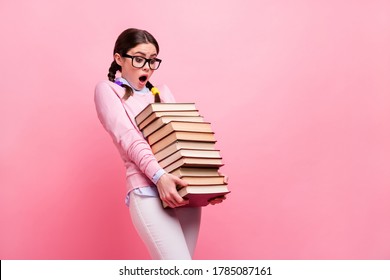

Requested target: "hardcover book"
[
  {"left": 136, "top": 103, "right": 197, "bottom": 125},
  {"left": 163, "top": 185, "right": 230, "bottom": 208},
  {"left": 138, "top": 110, "right": 201, "bottom": 130}
]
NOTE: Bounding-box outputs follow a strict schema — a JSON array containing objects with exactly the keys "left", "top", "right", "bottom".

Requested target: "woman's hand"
[
  {"left": 208, "top": 174, "right": 228, "bottom": 205},
  {"left": 156, "top": 173, "right": 189, "bottom": 208},
  {"left": 208, "top": 195, "right": 227, "bottom": 205}
]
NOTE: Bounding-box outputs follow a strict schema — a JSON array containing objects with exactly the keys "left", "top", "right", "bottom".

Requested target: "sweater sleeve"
[{"left": 94, "top": 81, "right": 162, "bottom": 180}]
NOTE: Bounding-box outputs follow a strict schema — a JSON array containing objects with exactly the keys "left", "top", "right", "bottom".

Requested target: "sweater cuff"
[{"left": 152, "top": 168, "right": 166, "bottom": 184}]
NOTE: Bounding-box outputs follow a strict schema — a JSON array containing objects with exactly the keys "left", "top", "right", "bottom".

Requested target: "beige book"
[
  {"left": 158, "top": 149, "right": 222, "bottom": 168},
  {"left": 180, "top": 176, "right": 225, "bottom": 185},
  {"left": 138, "top": 110, "right": 200, "bottom": 130},
  {"left": 150, "top": 131, "right": 216, "bottom": 154},
  {"left": 135, "top": 103, "right": 197, "bottom": 124},
  {"left": 142, "top": 115, "right": 205, "bottom": 137},
  {"left": 163, "top": 157, "right": 224, "bottom": 173},
  {"left": 170, "top": 167, "right": 221, "bottom": 177},
  {"left": 154, "top": 141, "right": 217, "bottom": 162},
  {"left": 147, "top": 121, "right": 213, "bottom": 145}
]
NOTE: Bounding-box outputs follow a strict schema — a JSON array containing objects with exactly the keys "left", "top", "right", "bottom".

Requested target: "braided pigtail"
[
  {"left": 108, "top": 60, "right": 120, "bottom": 82},
  {"left": 108, "top": 60, "right": 133, "bottom": 100},
  {"left": 146, "top": 81, "right": 161, "bottom": 103},
  {"left": 121, "top": 84, "right": 133, "bottom": 100}
]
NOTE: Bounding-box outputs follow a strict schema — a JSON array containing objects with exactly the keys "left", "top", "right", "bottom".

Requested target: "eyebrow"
[{"left": 133, "top": 51, "right": 157, "bottom": 57}]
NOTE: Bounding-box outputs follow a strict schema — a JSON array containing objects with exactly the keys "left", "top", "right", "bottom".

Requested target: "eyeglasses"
[{"left": 122, "top": 54, "right": 162, "bottom": 70}]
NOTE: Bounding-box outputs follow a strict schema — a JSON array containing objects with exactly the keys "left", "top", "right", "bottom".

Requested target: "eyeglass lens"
[{"left": 132, "top": 57, "right": 160, "bottom": 70}]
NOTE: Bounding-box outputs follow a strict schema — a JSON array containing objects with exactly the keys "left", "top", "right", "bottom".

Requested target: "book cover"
[
  {"left": 180, "top": 175, "right": 226, "bottom": 185},
  {"left": 150, "top": 131, "right": 216, "bottom": 154},
  {"left": 142, "top": 115, "right": 205, "bottom": 138},
  {"left": 158, "top": 149, "right": 222, "bottom": 168},
  {"left": 163, "top": 185, "right": 230, "bottom": 208},
  {"left": 138, "top": 110, "right": 201, "bottom": 130},
  {"left": 135, "top": 103, "right": 197, "bottom": 125},
  {"left": 163, "top": 157, "right": 224, "bottom": 173},
  {"left": 147, "top": 121, "right": 214, "bottom": 145},
  {"left": 154, "top": 141, "right": 217, "bottom": 162},
  {"left": 170, "top": 167, "right": 221, "bottom": 177}
]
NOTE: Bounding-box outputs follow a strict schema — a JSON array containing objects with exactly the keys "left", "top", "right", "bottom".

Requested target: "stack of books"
[{"left": 135, "top": 103, "right": 230, "bottom": 207}]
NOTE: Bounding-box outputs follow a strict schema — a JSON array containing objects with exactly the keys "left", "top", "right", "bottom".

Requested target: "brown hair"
[{"left": 108, "top": 28, "right": 160, "bottom": 102}]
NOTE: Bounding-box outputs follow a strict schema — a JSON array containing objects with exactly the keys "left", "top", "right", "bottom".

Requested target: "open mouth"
[{"left": 139, "top": 75, "right": 148, "bottom": 83}]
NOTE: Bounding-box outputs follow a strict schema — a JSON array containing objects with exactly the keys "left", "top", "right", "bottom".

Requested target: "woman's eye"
[
  {"left": 149, "top": 59, "right": 156, "bottom": 65},
  {"left": 135, "top": 57, "right": 144, "bottom": 63}
]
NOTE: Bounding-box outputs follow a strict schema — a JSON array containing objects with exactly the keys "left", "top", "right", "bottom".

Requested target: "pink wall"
[{"left": 1, "top": 0, "right": 390, "bottom": 259}]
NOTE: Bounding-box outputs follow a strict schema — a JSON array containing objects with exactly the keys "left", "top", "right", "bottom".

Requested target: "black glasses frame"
[{"left": 122, "top": 54, "right": 162, "bottom": 70}]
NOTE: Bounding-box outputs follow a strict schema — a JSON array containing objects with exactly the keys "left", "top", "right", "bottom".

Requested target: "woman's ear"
[{"left": 114, "top": 53, "right": 123, "bottom": 66}]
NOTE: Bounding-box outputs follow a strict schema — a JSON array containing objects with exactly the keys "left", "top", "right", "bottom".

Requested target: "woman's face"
[{"left": 114, "top": 43, "right": 158, "bottom": 90}]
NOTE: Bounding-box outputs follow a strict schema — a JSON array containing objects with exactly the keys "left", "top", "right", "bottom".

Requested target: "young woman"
[{"left": 94, "top": 28, "right": 224, "bottom": 260}]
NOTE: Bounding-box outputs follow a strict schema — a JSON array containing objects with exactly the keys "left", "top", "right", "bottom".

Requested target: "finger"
[
  {"left": 164, "top": 197, "right": 181, "bottom": 208},
  {"left": 209, "top": 200, "right": 222, "bottom": 205},
  {"left": 165, "top": 191, "right": 189, "bottom": 208},
  {"left": 172, "top": 193, "right": 189, "bottom": 207},
  {"left": 210, "top": 195, "right": 226, "bottom": 200},
  {"left": 208, "top": 195, "right": 226, "bottom": 205},
  {"left": 173, "top": 176, "right": 188, "bottom": 187},
  {"left": 210, "top": 200, "right": 224, "bottom": 205}
]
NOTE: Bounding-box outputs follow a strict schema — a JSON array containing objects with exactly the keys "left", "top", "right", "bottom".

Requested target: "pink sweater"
[{"left": 94, "top": 80, "right": 175, "bottom": 192}]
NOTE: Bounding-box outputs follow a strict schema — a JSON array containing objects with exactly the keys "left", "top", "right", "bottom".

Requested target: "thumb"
[{"left": 172, "top": 175, "right": 188, "bottom": 187}]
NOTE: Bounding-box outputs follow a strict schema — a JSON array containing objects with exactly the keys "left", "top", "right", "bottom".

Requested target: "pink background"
[{"left": 1, "top": 0, "right": 390, "bottom": 259}]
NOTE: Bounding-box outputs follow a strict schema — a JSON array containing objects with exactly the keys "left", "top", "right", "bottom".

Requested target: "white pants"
[{"left": 129, "top": 191, "right": 202, "bottom": 259}]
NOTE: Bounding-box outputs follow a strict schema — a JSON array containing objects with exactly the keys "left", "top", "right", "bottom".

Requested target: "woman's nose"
[{"left": 143, "top": 61, "right": 151, "bottom": 71}]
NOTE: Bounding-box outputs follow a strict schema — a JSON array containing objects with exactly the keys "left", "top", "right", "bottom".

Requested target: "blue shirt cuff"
[{"left": 152, "top": 168, "right": 166, "bottom": 184}]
